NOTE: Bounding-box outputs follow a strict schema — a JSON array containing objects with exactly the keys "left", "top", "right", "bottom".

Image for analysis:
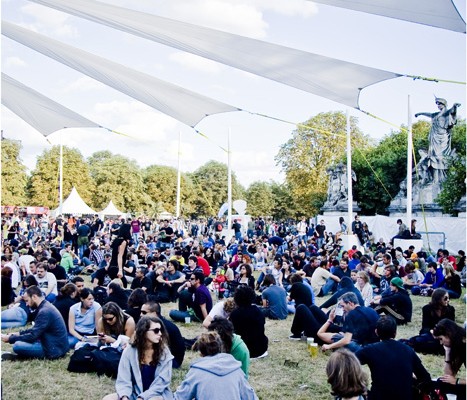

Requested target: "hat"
[
  {"left": 19, "top": 248, "right": 28, "bottom": 254},
  {"left": 390, "top": 277, "right": 404, "bottom": 290}
]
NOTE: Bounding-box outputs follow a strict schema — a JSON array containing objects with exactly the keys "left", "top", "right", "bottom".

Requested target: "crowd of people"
[{"left": 1, "top": 213, "right": 465, "bottom": 399}]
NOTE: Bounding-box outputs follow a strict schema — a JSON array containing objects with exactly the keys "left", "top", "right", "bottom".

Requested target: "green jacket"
[
  {"left": 231, "top": 333, "right": 250, "bottom": 378},
  {"left": 60, "top": 252, "right": 74, "bottom": 273}
]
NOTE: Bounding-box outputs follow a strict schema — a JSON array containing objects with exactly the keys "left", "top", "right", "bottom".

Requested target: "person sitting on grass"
[
  {"left": 318, "top": 292, "right": 379, "bottom": 353},
  {"left": 169, "top": 271, "right": 212, "bottom": 323},
  {"left": 140, "top": 301, "right": 185, "bottom": 369},
  {"left": 208, "top": 316, "right": 250, "bottom": 378},
  {"left": 1, "top": 285, "right": 69, "bottom": 361},
  {"left": 356, "top": 316, "right": 431, "bottom": 400},
  {"left": 102, "top": 316, "right": 174, "bottom": 400},
  {"left": 261, "top": 274, "right": 288, "bottom": 320},
  {"left": 371, "top": 277, "right": 412, "bottom": 325},
  {"left": 326, "top": 348, "right": 368, "bottom": 400},
  {"left": 173, "top": 332, "right": 258, "bottom": 400},
  {"left": 230, "top": 286, "right": 268, "bottom": 359},
  {"left": 97, "top": 302, "right": 135, "bottom": 347},
  {"left": 68, "top": 288, "right": 102, "bottom": 348}
]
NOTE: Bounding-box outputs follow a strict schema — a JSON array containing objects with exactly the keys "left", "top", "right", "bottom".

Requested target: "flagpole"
[
  {"left": 176, "top": 130, "right": 181, "bottom": 218},
  {"left": 346, "top": 110, "right": 352, "bottom": 232},
  {"left": 59, "top": 131, "right": 63, "bottom": 215},
  {"left": 407, "top": 95, "right": 413, "bottom": 227},
  {"left": 227, "top": 127, "right": 232, "bottom": 235}
]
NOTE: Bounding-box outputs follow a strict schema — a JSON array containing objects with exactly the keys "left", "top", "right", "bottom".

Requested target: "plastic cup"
[
  {"left": 309, "top": 343, "right": 318, "bottom": 358},
  {"left": 185, "top": 316, "right": 191, "bottom": 324}
]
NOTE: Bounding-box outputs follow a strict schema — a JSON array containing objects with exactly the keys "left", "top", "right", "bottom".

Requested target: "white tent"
[
  {"left": 99, "top": 200, "right": 125, "bottom": 216},
  {"left": 54, "top": 187, "right": 96, "bottom": 215}
]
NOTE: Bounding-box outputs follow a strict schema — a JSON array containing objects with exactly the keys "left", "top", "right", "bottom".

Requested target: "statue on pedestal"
[
  {"left": 321, "top": 162, "right": 359, "bottom": 214},
  {"left": 415, "top": 98, "right": 461, "bottom": 186},
  {"left": 388, "top": 98, "right": 461, "bottom": 216}
]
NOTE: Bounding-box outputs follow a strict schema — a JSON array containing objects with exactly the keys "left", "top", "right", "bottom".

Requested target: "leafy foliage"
[
  {"left": 276, "top": 111, "right": 369, "bottom": 215},
  {"left": 1, "top": 139, "right": 28, "bottom": 205},
  {"left": 28, "top": 146, "right": 94, "bottom": 208},
  {"left": 144, "top": 165, "right": 196, "bottom": 216},
  {"left": 245, "top": 181, "right": 274, "bottom": 217},
  {"left": 436, "top": 121, "right": 466, "bottom": 214},
  {"left": 189, "top": 160, "right": 245, "bottom": 217},
  {"left": 88, "top": 151, "right": 153, "bottom": 213}
]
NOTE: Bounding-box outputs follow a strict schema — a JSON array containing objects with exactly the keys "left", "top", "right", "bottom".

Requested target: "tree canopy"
[{"left": 1, "top": 139, "right": 28, "bottom": 205}]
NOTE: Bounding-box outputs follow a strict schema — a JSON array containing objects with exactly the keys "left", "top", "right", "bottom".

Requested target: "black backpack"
[
  {"left": 67, "top": 344, "right": 96, "bottom": 373},
  {"left": 92, "top": 347, "right": 122, "bottom": 378}
]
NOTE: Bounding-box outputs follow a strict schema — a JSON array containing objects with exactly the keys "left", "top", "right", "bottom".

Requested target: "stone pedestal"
[{"left": 322, "top": 201, "right": 360, "bottom": 215}]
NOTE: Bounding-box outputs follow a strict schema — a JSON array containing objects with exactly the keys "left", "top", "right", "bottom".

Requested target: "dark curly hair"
[{"left": 132, "top": 316, "right": 168, "bottom": 366}]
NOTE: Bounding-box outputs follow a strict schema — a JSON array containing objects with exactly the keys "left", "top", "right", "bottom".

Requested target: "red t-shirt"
[{"left": 197, "top": 256, "right": 211, "bottom": 277}]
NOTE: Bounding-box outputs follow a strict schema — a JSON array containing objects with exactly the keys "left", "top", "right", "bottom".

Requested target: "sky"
[{"left": 1, "top": 0, "right": 466, "bottom": 191}]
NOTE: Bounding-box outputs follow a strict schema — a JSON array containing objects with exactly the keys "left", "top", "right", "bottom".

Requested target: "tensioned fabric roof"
[
  {"left": 311, "top": 0, "right": 466, "bottom": 33},
  {"left": 1, "top": 73, "right": 101, "bottom": 137},
  {"left": 2, "top": 21, "right": 239, "bottom": 128},
  {"left": 99, "top": 200, "right": 125, "bottom": 216},
  {"left": 24, "top": 0, "right": 400, "bottom": 109}
]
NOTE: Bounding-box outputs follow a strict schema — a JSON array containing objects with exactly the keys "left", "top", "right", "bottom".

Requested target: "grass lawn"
[{"left": 1, "top": 290, "right": 465, "bottom": 400}]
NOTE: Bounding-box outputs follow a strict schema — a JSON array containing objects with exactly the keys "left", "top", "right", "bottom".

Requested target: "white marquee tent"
[
  {"left": 53, "top": 187, "right": 96, "bottom": 216},
  {"left": 98, "top": 200, "right": 125, "bottom": 217}
]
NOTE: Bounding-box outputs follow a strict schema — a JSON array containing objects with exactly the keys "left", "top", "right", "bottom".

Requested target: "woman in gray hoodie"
[{"left": 174, "top": 332, "right": 258, "bottom": 400}]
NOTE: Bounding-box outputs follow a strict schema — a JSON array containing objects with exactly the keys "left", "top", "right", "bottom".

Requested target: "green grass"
[{"left": 1, "top": 292, "right": 465, "bottom": 400}]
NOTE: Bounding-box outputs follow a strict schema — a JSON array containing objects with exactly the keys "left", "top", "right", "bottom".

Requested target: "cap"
[{"left": 390, "top": 277, "right": 404, "bottom": 291}]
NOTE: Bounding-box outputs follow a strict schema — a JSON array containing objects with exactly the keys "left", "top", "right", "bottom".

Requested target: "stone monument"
[
  {"left": 388, "top": 98, "right": 461, "bottom": 216},
  {"left": 321, "top": 162, "right": 360, "bottom": 215}
]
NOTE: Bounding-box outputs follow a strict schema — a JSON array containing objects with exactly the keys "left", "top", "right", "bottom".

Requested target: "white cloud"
[
  {"left": 91, "top": 100, "right": 176, "bottom": 142},
  {"left": 169, "top": 52, "right": 222, "bottom": 73},
  {"left": 251, "top": 0, "right": 318, "bottom": 17},
  {"left": 20, "top": 3, "right": 77, "bottom": 38},
  {"left": 4, "top": 57, "right": 27, "bottom": 68}
]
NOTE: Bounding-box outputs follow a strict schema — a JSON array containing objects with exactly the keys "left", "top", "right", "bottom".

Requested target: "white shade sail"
[
  {"left": 25, "top": 0, "right": 400, "bottom": 109},
  {"left": 1, "top": 73, "right": 101, "bottom": 137},
  {"left": 2, "top": 21, "right": 239, "bottom": 128},
  {"left": 54, "top": 187, "right": 96, "bottom": 215},
  {"left": 311, "top": 0, "right": 466, "bottom": 33}
]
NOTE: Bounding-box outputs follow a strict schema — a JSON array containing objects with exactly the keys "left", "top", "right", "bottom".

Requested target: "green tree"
[
  {"left": 276, "top": 111, "right": 368, "bottom": 215},
  {"left": 28, "top": 146, "right": 94, "bottom": 208},
  {"left": 144, "top": 165, "right": 196, "bottom": 216},
  {"left": 436, "top": 121, "right": 466, "bottom": 214},
  {"left": 88, "top": 151, "right": 153, "bottom": 213},
  {"left": 189, "top": 160, "right": 245, "bottom": 217},
  {"left": 245, "top": 181, "right": 274, "bottom": 216},
  {"left": 270, "top": 181, "right": 298, "bottom": 220},
  {"left": 1, "top": 139, "right": 28, "bottom": 205}
]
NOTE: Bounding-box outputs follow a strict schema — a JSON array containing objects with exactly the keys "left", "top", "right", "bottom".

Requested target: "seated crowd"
[{"left": 1, "top": 214, "right": 465, "bottom": 399}]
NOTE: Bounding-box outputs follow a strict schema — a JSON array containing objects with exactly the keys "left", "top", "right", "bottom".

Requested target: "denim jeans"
[
  {"left": 1, "top": 307, "right": 28, "bottom": 329},
  {"left": 320, "top": 278, "right": 337, "bottom": 296},
  {"left": 169, "top": 309, "right": 192, "bottom": 323},
  {"left": 12, "top": 340, "right": 46, "bottom": 359}
]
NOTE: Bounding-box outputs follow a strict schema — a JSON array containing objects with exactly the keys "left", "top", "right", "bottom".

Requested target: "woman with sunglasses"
[
  {"left": 431, "top": 319, "right": 466, "bottom": 400},
  {"left": 103, "top": 316, "right": 173, "bottom": 400},
  {"left": 97, "top": 302, "right": 135, "bottom": 346}
]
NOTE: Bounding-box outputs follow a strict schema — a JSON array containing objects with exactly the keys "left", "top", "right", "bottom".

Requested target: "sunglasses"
[
  {"left": 190, "top": 278, "right": 197, "bottom": 281},
  {"left": 103, "top": 315, "right": 116, "bottom": 322},
  {"left": 148, "top": 327, "right": 162, "bottom": 334}
]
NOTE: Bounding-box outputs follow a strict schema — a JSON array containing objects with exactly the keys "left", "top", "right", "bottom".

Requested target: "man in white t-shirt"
[
  {"left": 18, "top": 248, "right": 35, "bottom": 275},
  {"left": 34, "top": 263, "right": 58, "bottom": 302},
  {"left": 310, "top": 261, "right": 340, "bottom": 296}
]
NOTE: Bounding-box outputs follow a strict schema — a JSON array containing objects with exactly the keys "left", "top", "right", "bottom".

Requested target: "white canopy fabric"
[
  {"left": 99, "top": 200, "right": 125, "bottom": 216},
  {"left": 2, "top": 21, "right": 239, "bottom": 128},
  {"left": 1, "top": 73, "right": 101, "bottom": 137},
  {"left": 311, "top": 0, "right": 466, "bottom": 33},
  {"left": 54, "top": 187, "right": 96, "bottom": 215},
  {"left": 318, "top": 214, "right": 466, "bottom": 254},
  {"left": 25, "top": 0, "right": 400, "bottom": 109}
]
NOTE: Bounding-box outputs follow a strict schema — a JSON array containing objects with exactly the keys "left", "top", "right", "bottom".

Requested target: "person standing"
[
  {"left": 315, "top": 220, "right": 326, "bottom": 249},
  {"left": 1, "top": 285, "right": 68, "bottom": 360}
]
